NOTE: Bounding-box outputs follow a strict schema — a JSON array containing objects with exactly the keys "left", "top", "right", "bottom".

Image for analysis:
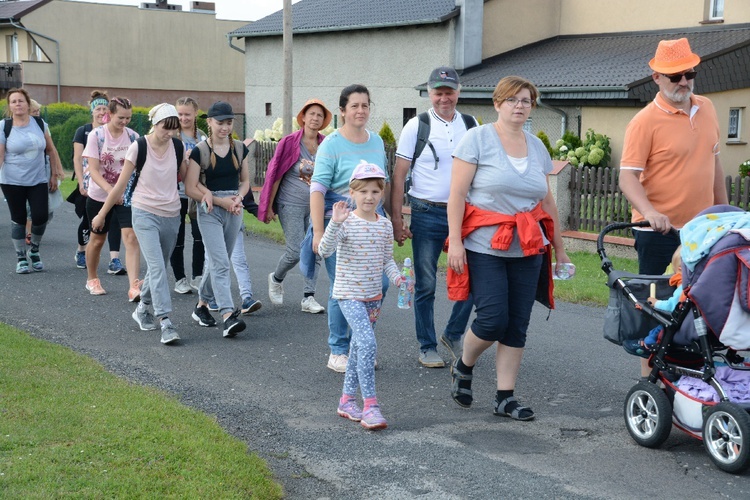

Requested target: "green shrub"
[
  {"left": 537, "top": 130, "right": 553, "bottom": 157},
  {"left": 740, "top": 159, "right": 750, "bottom": 178},
  {"left": 551, "top": 128, "right": 611, "bottom": 168},
  {"left": 580, "top": 128, "right": 611, "bottom": 167},
  {"left": 41, "top": 102, "right": 88, "bottom": 127},
  {"left": 50, "top": 112, "right": 90, "bottom": 169},
  {"left": 378, "top": 122, "right": 396, "bottom": 147}
]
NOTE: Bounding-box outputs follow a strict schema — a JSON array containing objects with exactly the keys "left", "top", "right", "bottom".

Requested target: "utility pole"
[{"left": 282, "top": 0, "right": 293, "bottom": 136}]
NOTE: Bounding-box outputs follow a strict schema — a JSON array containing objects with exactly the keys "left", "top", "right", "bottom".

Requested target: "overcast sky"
[{"left": 75, "top": 0, "right": 303, "bottom": 21}]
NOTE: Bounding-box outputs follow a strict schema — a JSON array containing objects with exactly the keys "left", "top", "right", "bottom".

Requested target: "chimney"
[
  {"left": 454, "top": 0, "right": 483, "bottom": 71},
  {"left": 191, "top": 2, "right": 216, "bottom": 14},
  {"left": 139, "top": 1, "right": 182, "bottom": 11}
]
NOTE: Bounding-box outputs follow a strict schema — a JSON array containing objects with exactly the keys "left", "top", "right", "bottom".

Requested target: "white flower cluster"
[{"left": 253, "top": 118, "right": 334, "bottom": 142}]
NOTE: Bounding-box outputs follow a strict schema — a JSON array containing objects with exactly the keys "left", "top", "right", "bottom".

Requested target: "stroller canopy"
[{"left": 680, "top": 205, "right": 750, "bottom": 349}]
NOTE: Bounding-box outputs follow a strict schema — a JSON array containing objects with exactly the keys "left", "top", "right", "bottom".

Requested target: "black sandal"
[
  {"left": 494, "top": 396, "right": 534, "bottom": 421},
  {"left": 451, "top": 361, "right": 473, "bottom": 408}
]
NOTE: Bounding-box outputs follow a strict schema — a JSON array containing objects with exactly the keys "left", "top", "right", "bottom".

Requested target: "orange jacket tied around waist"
[{"left": 444, "top": 201, "right": 555, "bottom": 309}]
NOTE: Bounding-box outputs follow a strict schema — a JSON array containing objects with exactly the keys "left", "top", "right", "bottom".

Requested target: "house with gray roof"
[
  {"left": 231, "top": 0, "right": 750, "bottom": 173},
  {"left": 229, "top": 0, "right": 484, "bottom": 137}
]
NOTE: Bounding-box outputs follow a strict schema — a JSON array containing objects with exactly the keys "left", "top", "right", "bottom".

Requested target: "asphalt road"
[{"left": 2, "top": 201, "right": 749, "bottom": 499}]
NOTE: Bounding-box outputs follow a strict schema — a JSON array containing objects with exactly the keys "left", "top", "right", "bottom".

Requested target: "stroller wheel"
[
  {"left": 703, "top": 402, "right": 750, "bottom": 473},
  {"left": 624, "top": 381, "right": 672, "bottom": 448}
]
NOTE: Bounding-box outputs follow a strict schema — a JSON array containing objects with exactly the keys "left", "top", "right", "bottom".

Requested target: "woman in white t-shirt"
[
  {"left": 83, "top": 97, "right": 141, "bottom": 299},
  {"left": 91, "top": 104, "right": 186, "bottom": 345}
]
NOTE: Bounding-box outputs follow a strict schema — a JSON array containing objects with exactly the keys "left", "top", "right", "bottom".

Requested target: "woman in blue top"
[
  {"left": 0, "top": 88, "right": 63, "bottom": 274},
  {"left": 310, "top": 84, "right": 389, "bottom": 373}
]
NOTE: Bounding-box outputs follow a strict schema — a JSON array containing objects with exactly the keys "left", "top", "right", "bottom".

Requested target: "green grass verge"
[{"left": 0, "top": 323, "right": 282, "bottom": 499}]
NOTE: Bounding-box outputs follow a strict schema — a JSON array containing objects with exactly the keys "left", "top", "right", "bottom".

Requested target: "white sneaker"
[
  {"left": 268, "top": 272, "right": 283, "bottom": 305},
  {"left": 174, "top": 277, "right": 192, "bottom": 294},
  {"left": 301, "top": 296, "right": 325, "bottom": 314},
  {"left": 190, "top": 276, "right": 202, "bottom": 291},
  {"left": 327, "top": 353, "right": 348, "bottom": 373}
]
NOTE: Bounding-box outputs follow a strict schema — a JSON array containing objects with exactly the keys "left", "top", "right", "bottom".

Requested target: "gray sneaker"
[
  {"left": 160, "top": 324, "right": 180, "bottom": 345},
  {"left": 132, "top": 306, "right": 158, "bottom": 331},
  {"left": 419, "top": 348, "right": 445, "bottom": 368},
  {"left": 440, "top": 334, "right": 463, "bottom": 361}
]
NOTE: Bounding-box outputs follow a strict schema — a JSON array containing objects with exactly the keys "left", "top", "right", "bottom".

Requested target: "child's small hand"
[
  {"left": 394, "top": 276, "right": 414, "bottom": 291},
  {"left": 331, "top": 201, "right": 350, "bottom": 223},
  {"left": 647, "top": 297, "right": 657, "bottom": 306}
]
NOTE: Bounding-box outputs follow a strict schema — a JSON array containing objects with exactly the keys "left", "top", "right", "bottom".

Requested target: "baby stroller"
[{"left": 599, "top": 205, "right": 750, "bottom": 473}]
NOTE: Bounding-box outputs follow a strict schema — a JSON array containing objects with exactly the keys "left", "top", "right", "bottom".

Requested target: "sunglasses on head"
[{"left": 662, "top": 71, "right": 697, "bottom": 83}]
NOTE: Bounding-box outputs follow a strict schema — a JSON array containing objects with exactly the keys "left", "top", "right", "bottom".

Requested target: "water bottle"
[{"left": 397, "top": 258, "right": 414, "bottom": 309}]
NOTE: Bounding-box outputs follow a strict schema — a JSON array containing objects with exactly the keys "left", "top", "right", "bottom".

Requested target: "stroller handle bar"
[{"left": 597, "top": 221, "right": 650, "bottom": 273}]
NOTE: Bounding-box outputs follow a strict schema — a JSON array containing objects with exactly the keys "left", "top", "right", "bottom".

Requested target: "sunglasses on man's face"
[{"left": 662, "top": 71, "right": 697, "bottom": 83}]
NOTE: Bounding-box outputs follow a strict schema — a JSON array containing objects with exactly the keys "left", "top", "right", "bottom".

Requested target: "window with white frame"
[
  {"left": 6, "top": 34, "right": 18, "bottom": 63},
  {"left": 29, "top": 40, "right": 43, "bottom": 62},
  {"left": 728, "top": 108, "right": 743, "bottom": 142},
  {"left": 709, "top": 0, "right": 724, "bottom": 20}
]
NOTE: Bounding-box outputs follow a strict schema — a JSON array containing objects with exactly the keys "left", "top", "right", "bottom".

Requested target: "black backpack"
[
  {"left": 4, "top": 116, "right": 45, "bottom": 139},
  {"left": 407, "top": 111, "right": 477, "bottom": 188},
  {"left": 123, "top": 136, "right": 184, "bottom": 207}
]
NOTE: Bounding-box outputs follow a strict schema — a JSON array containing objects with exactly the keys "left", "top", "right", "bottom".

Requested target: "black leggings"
[
  {"left": 1, "top": 183, "right": 48, "bottom": 227},
  {"left": 75, "top": 194, "right": 121, "bottom": 250},
  {"left": 170, "top": 197, "right": 204, "bottom": 280}
]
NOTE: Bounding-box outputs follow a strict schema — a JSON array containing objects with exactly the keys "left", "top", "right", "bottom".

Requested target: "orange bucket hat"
[
  {"left": 649, "top": 38, "right": 701, "bottom": 74},
  {"left": 296, "top": 99, "right": 332, "bottom": 129}
]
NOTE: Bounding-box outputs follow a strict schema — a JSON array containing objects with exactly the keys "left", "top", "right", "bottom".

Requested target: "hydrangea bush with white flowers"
[
  {"left": 552, "top": 128, "right": 611, "bottom": 168},
  {"left": 253, "top": 117, "right": 335, "bottom": 142}
]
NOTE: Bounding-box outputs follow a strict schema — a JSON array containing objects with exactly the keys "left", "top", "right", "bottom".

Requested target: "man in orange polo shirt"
[{"left": 620, "top": 37, "right": 727, "bottom": 276}]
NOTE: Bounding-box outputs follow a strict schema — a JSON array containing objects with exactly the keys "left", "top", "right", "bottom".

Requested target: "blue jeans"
[
  {"left": 323, "top": 216, "right": 389, "bottom": 355},
  {"left": 409, "top": 198, "right": 473, "bottom": 351}
]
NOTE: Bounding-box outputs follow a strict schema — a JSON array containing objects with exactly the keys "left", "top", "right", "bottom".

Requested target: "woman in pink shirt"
[
  {"left": 83, "top": 97, "right": 141, "bottom": 299},
  {"left": 91, "top": 104, "right": 187, "bottom": 345}
]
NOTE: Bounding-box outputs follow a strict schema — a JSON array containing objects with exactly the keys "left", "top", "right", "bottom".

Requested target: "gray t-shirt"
[
  {"left": 452, "top": 124, "right": 552, "bottom": 257},
  {"left": 276, "top": 140, "right": 315, "bottom": 207},
  {"left": 0, "top": 118, "right": 48, "bottom": 186}
]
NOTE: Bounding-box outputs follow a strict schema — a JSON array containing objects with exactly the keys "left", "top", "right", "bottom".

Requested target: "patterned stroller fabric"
[{"left": 676, "top": 205, "right": 750, "bottom": 349}]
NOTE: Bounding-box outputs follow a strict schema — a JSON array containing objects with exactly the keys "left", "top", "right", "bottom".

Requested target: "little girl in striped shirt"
[{"left": 318, "top": 161, "right": 407, "bottom": 430}]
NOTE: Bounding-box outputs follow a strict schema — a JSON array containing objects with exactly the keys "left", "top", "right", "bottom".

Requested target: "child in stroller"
[
  {"left": 622, "top": 245, "right": 683, "bottom": 358},
  {"left": 600, "top": 204, "right": 750, "bottom": 473}
]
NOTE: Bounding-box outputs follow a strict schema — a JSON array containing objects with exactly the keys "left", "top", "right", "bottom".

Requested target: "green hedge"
[
  {"left": 49, "top": 112, "right": 90, "bottom": 167},
  {"left": 0, "top": 99, "right": 210, "bottom": 170}
]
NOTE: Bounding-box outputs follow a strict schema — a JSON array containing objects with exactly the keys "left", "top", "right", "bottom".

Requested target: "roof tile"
[{"left": 231, "top": 0, "right": 458, "bottom": 37}]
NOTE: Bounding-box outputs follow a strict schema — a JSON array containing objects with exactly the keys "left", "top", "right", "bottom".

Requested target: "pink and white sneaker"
[
  {"left": 360, "top": 404, "right": 387, "bottom": 431},
  {"left": 337, "top": 399, "right": 363, "bottom": 422}
]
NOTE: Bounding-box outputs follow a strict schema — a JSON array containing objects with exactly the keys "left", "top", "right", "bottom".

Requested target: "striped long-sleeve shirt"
[{"left": 318, "top": 213, "right": 401, "bottom": 300}]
